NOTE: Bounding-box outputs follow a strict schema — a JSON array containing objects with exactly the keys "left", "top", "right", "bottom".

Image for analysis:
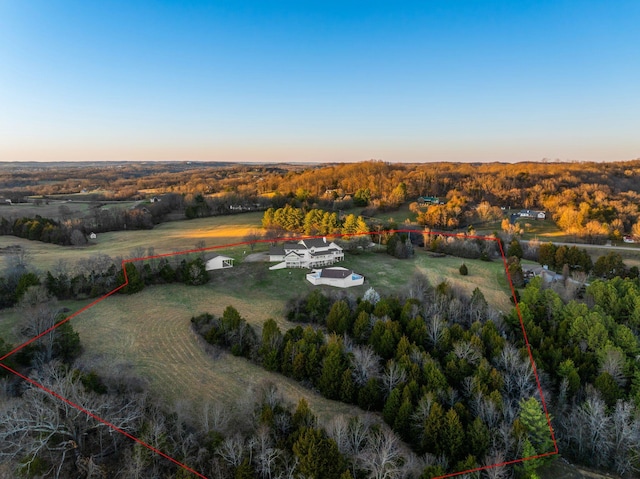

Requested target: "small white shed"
[{"left": 205, "top": 255, "right": 234, "bottom": 271}]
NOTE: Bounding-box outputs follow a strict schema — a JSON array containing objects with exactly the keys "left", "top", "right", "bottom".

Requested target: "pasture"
[
  {"left": 70, "top": 283, "right": 367, "bottom": 423},
  {"left": 0, "top": 212, "right": 265, "bottom": 272}
]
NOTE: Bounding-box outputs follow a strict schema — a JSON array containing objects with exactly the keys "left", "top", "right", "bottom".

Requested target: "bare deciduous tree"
[
  {"left": 350, "top": 345, "right": 381, "bottom": 387},
  {"left": 358, "top": 428, "right": 406, "bottom": 479},
  {"left": 381, "top": 360, "right": 407, "bottom": 398},
  {"left": 0, "top": 362, "right": 144, "bottom": 479}
]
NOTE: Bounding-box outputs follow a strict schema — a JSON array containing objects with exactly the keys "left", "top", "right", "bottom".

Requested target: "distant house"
[
  {"left": 269, "top": 238, "right": 344, "bottom": 269},
  {"left": 518, "top": 209, "right": 546, "bottom": 220},
  {"left": 89, "top": 232, "right": 97, "bottom": 239},
  {"left": 417, "top": 196, "right": 440, "bottom": 206},
  {"left": 306, "top": 267, "right": 364, "bottom": 288},
  {"left": 205, "top": 255, "right": 234, "bottom": 271},
  {"left": 623, "top": 236, "right": 636, "bottom": 244},
  {"left": 150, "top": 196, "right": 161, "bottom": 203}
]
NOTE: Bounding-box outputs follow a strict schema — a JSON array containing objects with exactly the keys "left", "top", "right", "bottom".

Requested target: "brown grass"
[
  {"left": 71, "top": 283, "right": 363, "bottom": 422},
  {"left": 0, "top": 212, "right": 265, "bottom": 272}
]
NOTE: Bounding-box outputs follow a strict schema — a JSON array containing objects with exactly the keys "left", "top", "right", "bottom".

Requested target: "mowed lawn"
[
  {"left": 71, "top": 283, "right": 367, "bottom": 423},
  {"left": 341, "top": 249, "right": 512, "bottom": 312},
  {"left": 0, "top": 212, "right": 265, "bottom": 272}
]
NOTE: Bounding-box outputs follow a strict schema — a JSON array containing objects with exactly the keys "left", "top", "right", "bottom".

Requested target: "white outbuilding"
[{"left": 205, "top": 255, "right": 234, "bottom": 271}]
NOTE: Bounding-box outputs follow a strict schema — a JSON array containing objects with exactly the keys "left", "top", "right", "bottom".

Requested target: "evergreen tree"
[
  {"left": 508, "top": 239, "right": 524, "bottom": 259},
  {"left": 292, "top": 427, "right": 346, "bottom": 479},
  {"left": 519, "top": 397, "right": 554, "bottom": 454},
  {"left": 318, "top": 340, "right": 346, "bottom": 400},
  {"left": 441, "top": 408, "right": 465, "bottom": 461},
  {"left": 118, "top": 263, "right": 145, "bottom": 294},
  {"left": 259, "top": 318, "right": 283, "bottom": 371},
  {"left": 421, "top": 402, "right": 444, "bottom": 454},
  {"left": 326, "top": 300, "right": 352, "bottom": 335},
  {"left": 382, "top": 387, "right": 401, "bottom": 426}
]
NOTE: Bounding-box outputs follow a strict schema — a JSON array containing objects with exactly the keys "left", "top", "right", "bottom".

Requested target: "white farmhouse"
[{"left": 269, "top": 237, "right": 344, "bottom": 270}]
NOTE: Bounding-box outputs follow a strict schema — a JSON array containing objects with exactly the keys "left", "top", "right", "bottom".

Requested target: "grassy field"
[
  {"left": 341, "top": 249, "right": 512, "bottom": 311},
  {"left": 0, "top": 201, "right": 93, "bottom": 220},
  {"left": 70, "top": 283, "right": 366, "bottom": 423},
  {"left": 0, "top": 212, "right": 265, "bottom": 272},
  {"left": 540, "top": 458, "right": 620, "bottom": 479}
]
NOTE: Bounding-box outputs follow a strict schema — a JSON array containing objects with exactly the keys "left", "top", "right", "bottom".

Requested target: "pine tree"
[
  {"left": 421, "top": 402, "right": 444, "bottom": 455},
  {"left": 293, "top": 427, "right": 346, "bottom": 479},
  {"left": 382, "top": 388, "right": 401, "bottom": 426},
  {"left": 318, "top": 340, "right": 346, "bottom": 400},
  {"left": 441, "top": 408, "right": 465, "bottom": 462},
  {"left": 467, "top": 417, "right": 490, "bottom": 458},
  {"left": 326, "top": 300, "right": 352, "bottom": 335},
  {"left": 519, "top": 397, "right": 554, "bottom": 454}
]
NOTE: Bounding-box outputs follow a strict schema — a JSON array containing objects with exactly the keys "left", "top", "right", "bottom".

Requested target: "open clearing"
[
  {"left": 71, "top": 283, "right": 366, "bottom": 423},
  {"left": 0, "top": 212, "right": 264, "bottom": 272}
]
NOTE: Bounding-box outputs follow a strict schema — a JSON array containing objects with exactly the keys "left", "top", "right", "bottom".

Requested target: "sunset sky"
[{"left": 1, "top": 1, "right": 638, "bottom": 163}]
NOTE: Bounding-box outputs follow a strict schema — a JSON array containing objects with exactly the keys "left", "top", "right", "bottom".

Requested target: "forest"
[
  {"left": 2, "top": 159, "right": 640, "bottom": 242},
  {"left": 1, "top": 159, "right": 640, "bottom": 478}
]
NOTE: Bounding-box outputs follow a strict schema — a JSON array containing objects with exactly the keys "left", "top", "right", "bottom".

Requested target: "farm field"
[{"left": 0, "top": 212, "right": 265, "bottom": 272}]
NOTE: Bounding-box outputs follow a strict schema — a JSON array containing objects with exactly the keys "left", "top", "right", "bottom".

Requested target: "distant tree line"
[{"left": 6, "top": 160, "right": 640, "bottom": 241}]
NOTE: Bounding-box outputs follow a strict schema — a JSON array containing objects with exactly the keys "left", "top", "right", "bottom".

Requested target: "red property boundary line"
[{"left": 0, "top": 230, "right": 558, "bottom": 478}]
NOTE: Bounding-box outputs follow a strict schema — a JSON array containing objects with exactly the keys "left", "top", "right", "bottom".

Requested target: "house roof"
[
  {"left": 301, "top": 238, "right": 328, "bottom": 248},
  {"left": 269, "top": 246, "right": 285, "bottom": 255},
  {"left": 319, "top": 267, "right": 354, "bottom": 279},
  {"left": 310, "top": 251, "right": 334, "bottom": 257},
  {"left": 206, "top": 254, "right": 233, "bottom": 261},
  {"left": 283, "top": 242, "right": 306, "bottom": 250}
]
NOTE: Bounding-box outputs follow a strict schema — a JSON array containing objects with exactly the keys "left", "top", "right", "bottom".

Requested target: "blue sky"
[{"left": 1, "top": 0, "right": 638, "bottom": 163}]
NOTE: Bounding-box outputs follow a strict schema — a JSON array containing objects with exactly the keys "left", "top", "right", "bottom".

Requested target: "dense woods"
[{"left": 192, "top": 273, "right": 640, "bottom": 478}]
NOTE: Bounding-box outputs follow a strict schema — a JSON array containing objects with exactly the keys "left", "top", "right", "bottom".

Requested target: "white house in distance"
[
  {"left": 518, "top": 209, "right": 546, "bottom": 220},
  {"left": 205, "top": 254, "right": 234, "bottom": 271},
  {"left": 89, "top": 232, "right": 97, "bottom": 239},
  {"left": 306, "top": 267, "right": 364, "bottom": 288},
  {"left": 269, "top": 238, "right": 344, "bottom": 270}
]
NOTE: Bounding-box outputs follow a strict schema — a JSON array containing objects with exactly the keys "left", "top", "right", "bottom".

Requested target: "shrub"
[{"left": 459, "top": 263, "right": 468, "bottom": 276}]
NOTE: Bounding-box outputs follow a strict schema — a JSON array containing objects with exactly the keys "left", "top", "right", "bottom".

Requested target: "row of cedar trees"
[
  {"left": 193, "top": 282, "right": 557, "bottom": 478},
  {"left": 0, "top": 255, "right": 209, "bottom": 309}
]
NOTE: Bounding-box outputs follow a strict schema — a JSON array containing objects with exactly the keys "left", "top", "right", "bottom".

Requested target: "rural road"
[{"left": 520, "top": 239, "right": 640, "bottom": 253}]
